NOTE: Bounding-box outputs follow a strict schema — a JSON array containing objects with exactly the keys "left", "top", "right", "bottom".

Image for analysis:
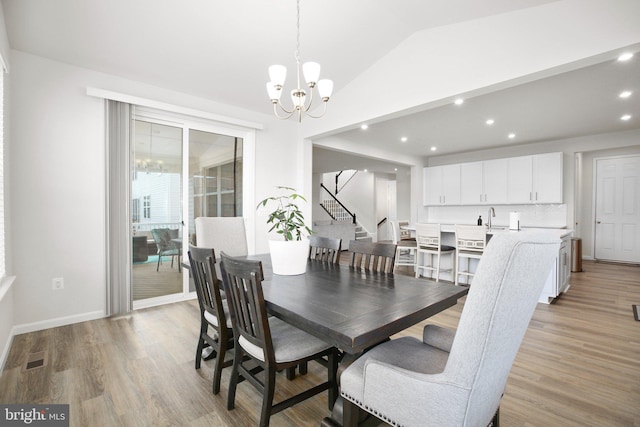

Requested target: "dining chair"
[
  {"left": 414, "top": 223, "right": 455, "bottom": 282},
  {"left": 348, "top": 240, "right": 397, "bottom": 273},
  {"left": 187, "top": 245, "right": 234, "bottom": 395},
  {"left": 390, "top": 220, "right": 417, "bottom": 273},
  {"left": 308, "top": 235, "right": 342, "bottom": 264},
  {"left": 195, "top": 217, "right": 248, "bottom": 256},
  {"left": 151, "top": 228, "right": 181, "bottom": 272},
  {"left": 398, "top": 220, "right": 415, "bottom": 241},
  {"left": 219, "top": 252, "right": 339, "bottom": 427},
  {"left": 339, "top": 231, "right": 561, "bottom": 427},
  {"left": 455, "top": 225, "right": 488, "bottom": 285}
]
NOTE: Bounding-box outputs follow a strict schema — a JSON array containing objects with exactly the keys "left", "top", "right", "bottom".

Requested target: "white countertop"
[{"left": 405, "top": 224, "right": 572, "bottom": 238}]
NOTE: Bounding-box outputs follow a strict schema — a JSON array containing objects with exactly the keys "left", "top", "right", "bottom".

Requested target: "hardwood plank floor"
[{"left": 1, "top": 260, "right": 639, "bottom": 426}]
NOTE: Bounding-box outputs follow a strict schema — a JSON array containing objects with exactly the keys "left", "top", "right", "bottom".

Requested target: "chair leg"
[
  {"left": 156, "top": 255, "right": 161, "bottom": 272},
  {"left": 455, "top": 252, "right": 459, "bottom": 286},
  {"left": 195, "top": 333, "right": 205, "bottom": 370},
  {"left": 328, "top": 350, "right": 338, "bottom": 410},
  {"left": 212, "top": 337, "right": 226, "bottom": 395},
  {"left": 299, "top": 361, "right": 308, "bottom": 375},
  {"left": 227, "top": 344, "right": 242, "bottom": 410},
  {"left": 259, "top": 367, "right": 277, "bottom": 427},
  {"left": 435, "top": 252, "right": 441, "bottom": 282}
]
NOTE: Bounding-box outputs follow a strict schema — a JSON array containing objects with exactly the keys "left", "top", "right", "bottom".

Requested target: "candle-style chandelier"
[{"left": 266, "top": 0, "right": 333, "bottom": 122}]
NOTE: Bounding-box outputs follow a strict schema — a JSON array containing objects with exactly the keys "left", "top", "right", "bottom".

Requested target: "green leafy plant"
[{"left": 257, "top": 186, "right": 312, "bottom": 241}]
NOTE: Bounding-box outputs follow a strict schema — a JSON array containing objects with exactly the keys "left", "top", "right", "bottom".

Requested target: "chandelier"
[{"left": 266, "top": 0, "right": 333, "bottom": 122}]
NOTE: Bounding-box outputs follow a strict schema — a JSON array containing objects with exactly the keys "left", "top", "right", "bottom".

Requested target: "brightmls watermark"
[{"left": 1, "top": 405, "right": 69, "bottom": 426}]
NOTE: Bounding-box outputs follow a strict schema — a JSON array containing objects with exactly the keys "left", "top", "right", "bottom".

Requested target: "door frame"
[
  {"left": 591, "top": 153, "right": 640, "bottom": 264},
  {"left": 131, "top": 107, "right": 256, "bottom": 310}
]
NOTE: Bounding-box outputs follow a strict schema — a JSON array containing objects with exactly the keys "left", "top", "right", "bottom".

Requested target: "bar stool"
[
  {"left": 415, "top": 223, "right": 455, "bottom": 282},
  {"left": 455, "top": 225, "right": 487, "bottom": 286},
  {"left": 391, "top": 220, "right": 417, "bottom": 272}
]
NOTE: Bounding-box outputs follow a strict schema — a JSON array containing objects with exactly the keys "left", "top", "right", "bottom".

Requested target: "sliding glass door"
[
  {"left": 129, "top": 110, "right": 244, "bottom": 307},
  {"left": 131, "top": 120, "right": 184, "bottom": 302}
]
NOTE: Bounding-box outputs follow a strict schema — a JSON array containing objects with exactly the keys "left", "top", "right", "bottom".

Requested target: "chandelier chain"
[{"left": 295, "top": 0, "right": 301, "bottom": 64}]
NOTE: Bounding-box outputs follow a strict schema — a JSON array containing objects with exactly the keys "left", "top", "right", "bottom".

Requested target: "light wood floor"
[{"left": 1, "top": 260, "right": 639, "bottom": 426}]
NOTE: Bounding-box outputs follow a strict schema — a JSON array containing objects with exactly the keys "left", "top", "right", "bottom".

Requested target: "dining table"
[{"left": 239, "top": 253, "right": 469, "bottom": 426}]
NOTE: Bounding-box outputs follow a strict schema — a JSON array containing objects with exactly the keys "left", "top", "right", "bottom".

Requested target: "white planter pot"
[{"left": 268, "top": 239, "right": 309, "bottom": 275}]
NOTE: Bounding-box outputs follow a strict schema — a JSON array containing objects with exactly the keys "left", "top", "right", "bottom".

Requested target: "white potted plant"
[{"left": 257, "top": 186, "right": 312, "bottom": 275}]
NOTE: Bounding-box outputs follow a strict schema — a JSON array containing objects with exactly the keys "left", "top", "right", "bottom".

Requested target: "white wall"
[{"left": 8, "top": 50, "right": 301, "bottom": 331}]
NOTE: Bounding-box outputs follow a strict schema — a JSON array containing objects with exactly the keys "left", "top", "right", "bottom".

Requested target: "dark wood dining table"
[
  {"left": 246, "top": 254, "right": 469, "bottom": 355},
  {"left": 241, "top": 254, "right": 468, "bottom": 426}
]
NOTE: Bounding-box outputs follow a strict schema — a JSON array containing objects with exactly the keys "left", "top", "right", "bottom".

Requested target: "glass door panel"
[
  {"left": 131, "top": 120, "right": 183, "bottom": 302},
  {"left": 188, "top": 130, "right": 243, "bottom": 248}
]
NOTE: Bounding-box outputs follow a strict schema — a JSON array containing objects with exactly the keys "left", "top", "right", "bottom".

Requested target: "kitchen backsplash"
[{"left": 422, "top": 204, "right": 568, "bottom": 229}]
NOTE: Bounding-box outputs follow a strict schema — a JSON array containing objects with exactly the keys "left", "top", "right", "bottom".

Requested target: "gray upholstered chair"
[
  {"left": 339, "top": 231, "right": 560, "bottom": 427},
  {"left": 150, "top": 228, "right": 181, "bottom": 272},
  {"left": 195, "top": 217, "right": 248, "bottom": 256}
]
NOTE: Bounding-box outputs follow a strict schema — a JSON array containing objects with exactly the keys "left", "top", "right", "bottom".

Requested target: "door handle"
[{"left": 596, "top": 221, "right": 601, "bottom": 224}]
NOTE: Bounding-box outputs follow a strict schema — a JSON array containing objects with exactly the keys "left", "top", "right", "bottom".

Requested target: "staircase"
[{"left": 320, "top": 199, "right": 371, "bottom": 242}]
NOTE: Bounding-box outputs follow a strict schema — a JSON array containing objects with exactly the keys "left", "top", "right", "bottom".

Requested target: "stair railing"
[
  {"left": 335, "top": 170, "right": 358, "bottom": 195},
  {"left": 320, "top": 183, "right": 357, "bottom": 224}
]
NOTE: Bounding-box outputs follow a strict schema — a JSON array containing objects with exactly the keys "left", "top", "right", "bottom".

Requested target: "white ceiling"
[{"left": 3, "top": 0, "right": 639, "bottom": 173}]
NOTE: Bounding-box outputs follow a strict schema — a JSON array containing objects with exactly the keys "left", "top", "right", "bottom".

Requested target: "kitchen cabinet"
[
  {"left": 507, "top": 152, "right": 563, "bottom": 204},
  {"left": 460, "top": 159, "right": 508, "bottom": 205},
  {"left": 423, "top": 164, "right": 460, "bottom": 205},
  {"left": 539, "top": 233, "right": 571, "bottom": 303}
]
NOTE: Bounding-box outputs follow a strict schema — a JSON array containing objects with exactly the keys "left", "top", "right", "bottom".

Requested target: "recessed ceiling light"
[
  {"left": 621, "top": 114, "right": 632, "bottom": 121},
  {"left": 454, "top": 98, "right": 464, "bottom": 106},
  {"left": 394, "top": 168, "right": 398, "bottom": 171},
  {"left": 618, "top": 52, "right": 634, "bottom": 62},
  {"left": 508, "top": 133, "right": 516, "bottom": 139},
  {"left": 401, "top": 137, "right": 408, "bottom": 142},
  {"left": 364, "top": 169, "right": 368, "bottom": 172},
  {"left": 619, "top": 90, "right": 633, "bottom": 98},
  {"left": 430, "top": 146, "right": 437, "bottom": 151},
  {"left": 361, "top": 124, "right": 368, "bottom": 130},
  {"left": 486, "top": 119, "right": 495, "bottom": 125}
]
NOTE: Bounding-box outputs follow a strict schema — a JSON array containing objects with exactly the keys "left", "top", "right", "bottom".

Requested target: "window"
[
  {"left": 143, "top": 195, "right": 151, "bottom": 219},
  {"left": 132, "top": 198, "right": 140, "bottom": 223}
]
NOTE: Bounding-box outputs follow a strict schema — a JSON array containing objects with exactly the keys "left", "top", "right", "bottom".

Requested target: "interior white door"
[{"left": 594, "top": 156, "right": 640, "bottom": 263}]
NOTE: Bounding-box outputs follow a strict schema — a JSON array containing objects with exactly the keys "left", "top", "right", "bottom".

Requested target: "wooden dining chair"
[
  {"left": 219, "top": 252, "right": 339, "bottom": 427},
  {"left": 348, "top": 240, "right": 397, "bottom": 273},
  {"left": 308, "top": 235, "right": 342, "bottom": 264},
  {"left": 187, "top": 245, "right": 234, "bottom": 395}
]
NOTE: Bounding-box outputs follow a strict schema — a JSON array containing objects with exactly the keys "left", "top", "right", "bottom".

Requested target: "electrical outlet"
[{"left": 52, "top": 277, "right": 64, "bottom": 290}]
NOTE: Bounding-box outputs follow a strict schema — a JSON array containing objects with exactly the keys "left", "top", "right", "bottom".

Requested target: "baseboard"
[
  {"left": 12, "top": 310, "right": 106, "bottom": 336},
  {"left": 0, "top": 327, "right": 16, "bottom": 373}
]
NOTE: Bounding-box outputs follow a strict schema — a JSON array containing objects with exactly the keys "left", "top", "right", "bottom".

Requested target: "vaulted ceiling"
[{"left": 3, "top": 0, "right": 639, "bottom": 173}]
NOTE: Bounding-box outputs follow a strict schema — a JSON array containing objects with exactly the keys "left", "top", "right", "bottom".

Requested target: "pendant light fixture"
[{"left": 266, "top": 0, "right": 333, "bottom": 122}]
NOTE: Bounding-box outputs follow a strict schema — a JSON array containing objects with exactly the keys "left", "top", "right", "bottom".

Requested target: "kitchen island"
[{"left": 407, "top": 224, "right": 572, "bottom": 303}]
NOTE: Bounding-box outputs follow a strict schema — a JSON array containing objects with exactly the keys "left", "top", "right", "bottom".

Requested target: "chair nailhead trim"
[{"left": 341, "top": 393, "right": 402, "bottom": 426}]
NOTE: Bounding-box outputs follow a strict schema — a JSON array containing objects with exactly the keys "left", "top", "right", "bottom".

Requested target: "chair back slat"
[
  {"left": 309, "top": 235, "right": 342, "bottom": 264},
  {"left": 188, "top": 246, "right": 225, "bottom": 321},
  {"left": 348, "top": 240, "right": 397, "bottom": 273},
  {"left": 219, "top": 253, "right": 273, "bottom": 363}
]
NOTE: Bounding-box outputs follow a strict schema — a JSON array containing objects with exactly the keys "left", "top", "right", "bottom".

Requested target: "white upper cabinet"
[
  {"left": 507, "top": 152, "right": 563, "bottom": 204},
  {"left": 426, "top": 153, "right": 562, "bottom": 206},
  {"left": 460, "top": 159, "right": 508, "bottom": 205},
  {"left": 533, "top": 152, "right": 563, "bottom": 203},
  {"left": 423, "top": 164, "right": 461, "bottom": 205}
]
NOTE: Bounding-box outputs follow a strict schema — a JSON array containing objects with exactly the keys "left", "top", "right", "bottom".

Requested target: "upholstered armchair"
[{"left": 339, "top": 231, "right": 560, "bottom": 427}]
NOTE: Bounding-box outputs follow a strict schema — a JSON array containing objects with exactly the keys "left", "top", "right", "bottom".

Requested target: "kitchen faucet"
[{"left": 487, "top": 207, "right": 495, "bottom": 229}]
